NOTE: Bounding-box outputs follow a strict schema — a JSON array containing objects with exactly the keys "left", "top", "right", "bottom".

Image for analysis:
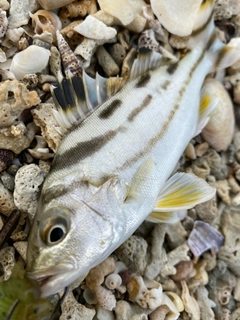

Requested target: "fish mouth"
[{"left": 26, "top": 266, "right": 87, "bottom": 298}]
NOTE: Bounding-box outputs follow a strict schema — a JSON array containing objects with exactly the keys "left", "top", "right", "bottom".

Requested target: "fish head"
[{"left": 26, "top": 177, "right": 126, "bottom": 297}]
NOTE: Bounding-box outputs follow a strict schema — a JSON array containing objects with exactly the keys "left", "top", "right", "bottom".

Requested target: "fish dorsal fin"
[
  {"left": 51, "top": 71, "right": 126, "bottom": 133},
  {"left": 130, "top": 48, "right": 162, "bottom": 79}
]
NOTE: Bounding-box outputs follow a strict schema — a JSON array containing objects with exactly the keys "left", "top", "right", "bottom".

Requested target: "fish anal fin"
[
  {"left": 154, "top": 172, "right": 216, "bottom": 213},
  {"left": 195, "top": 86, "right": 218, "bottom": 135}
]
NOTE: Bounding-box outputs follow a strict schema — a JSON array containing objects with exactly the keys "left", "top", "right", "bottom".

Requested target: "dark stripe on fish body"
[
  {"left": 99, "top": 99, "right": 122, "bottom": 119},
  {"left": 128, "top": 95, "right": 153, "bottom": 122},
  {"left": 53, "top": 129, "right": 119, "bottom": 169},
  {"left": 135, "top": 73, "right": 151, "bottom": 88},
  {"left": 191, "top": 11, "right": 214, "bottom": 37},
  {"left": 166, "top": 63, "right": 178, "bottom": 75},
  {"left": 161, "top": 80, "right": 171, "bottom": 90},
  {"left": 118, "top": 34, "right": 212, "bottom": 171}
]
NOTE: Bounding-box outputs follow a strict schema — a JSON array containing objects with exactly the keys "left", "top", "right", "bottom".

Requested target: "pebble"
[
  {"left": 96, "top": 45, "right": 120, "bottom": 76},
  {"left": 106, "top": 43, "right": 126, "bottom": 66},
  {"left": 0, "top": 171, "right": 15, "bottom": 191}
]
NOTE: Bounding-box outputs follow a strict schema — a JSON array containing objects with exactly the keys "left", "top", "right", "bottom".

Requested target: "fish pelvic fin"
[{"left": 147, "top": 172, "right": 216, "bottom": 223}]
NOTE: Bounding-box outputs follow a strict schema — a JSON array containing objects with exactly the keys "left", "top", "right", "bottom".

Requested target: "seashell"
[
  {"left": 74, "top": 15, "right": 117, "bottom": 40},
  {"left": 201, "top": 79, "right": 235, "bottom": 151},
  {"left": 56, "top": 30, "right": 83, "bottom": 76},
  {"left": 60, "top": 0, "right": 97, "bottom": 19},
  {"left": 105, "top": 273, "right": 122, "bottom": 290},
  {"left": 188, "top": 221, "right": 224, "bottom": 257},
  {"left": 98, "top": 0, "right": 135, "bottom": 26},
  {"left": 10, "top": 45, "right": 51, "bottom": 80},
  {"left": 37, "top": 0, "right": 75, "bottom": 10},
  {"left": 150, "top": 0, "right": 202, "bottom": 36},
  {"left": 30, "top": 10, "right": 62, "bottom": 41},
  {"left": 0, "top": 9, "right": 8, "bottom": 38}
]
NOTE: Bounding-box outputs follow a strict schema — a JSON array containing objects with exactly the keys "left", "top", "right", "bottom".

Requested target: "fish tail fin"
[
  {"left": 189, "top": 0, "right": 240, "bottom": 71},
  {"left": 188, "top": 0, "right": 215, "bottom": 50}
]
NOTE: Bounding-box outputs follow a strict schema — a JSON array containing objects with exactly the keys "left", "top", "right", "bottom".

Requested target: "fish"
[{"left": 26, "top": 0, "right": 240, "bottom": 297}]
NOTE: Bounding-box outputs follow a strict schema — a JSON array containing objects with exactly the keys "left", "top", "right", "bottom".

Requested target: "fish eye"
[
  {"left": 40, "top": 210, "right": 70, "bottom": 246},
  {"left": 48, "top": 225, "right": 66, "bottom": 243}
]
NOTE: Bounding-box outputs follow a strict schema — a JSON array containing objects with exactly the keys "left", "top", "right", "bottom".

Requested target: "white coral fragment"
[
  {"left": 0, "top": 80, "right": 40, "bottom": 128},
  {"left": 150, "top": 0, "right": 202, "bottom": 36},
  {"left": 31, "top": 103, "right": 62, "bottom": 152},
  {"left": 181, "top": 280, "right": 200, "bottom": 320},
  {"left": 74, "top": 15, "right": 117, "bottom": 40},
  {"left": 95, "top": 285, "right": 116, "bottom": 310},
  {"left": 13, "top": 164, "right": 45, "bottom": 222},
  {"left": 195, "top": 286, "right": 216, "bottom": 320},
  {"left": 60, "top": 291, "right": 95, "bottom": 320}
]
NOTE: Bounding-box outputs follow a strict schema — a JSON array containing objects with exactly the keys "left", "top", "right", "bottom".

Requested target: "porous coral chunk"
[
  {"left": 85, "top": 257, "right": 115, "bottom": 292},
  {"left": 0, "top": 79, "right": 40, "bottom": 128},
  {"left": 60, "top": 291, "right": 95, "bottom": 320},
  {"left": 31, "top": 103, "right": 62, "bottom": 152},
  {"left": 13, "top": 164, "right": 45, "bottom": 221}
]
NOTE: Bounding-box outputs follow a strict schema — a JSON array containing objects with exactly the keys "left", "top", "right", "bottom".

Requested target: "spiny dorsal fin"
[
  {"left": 130, "top": 48, "right": 162, "bottom": 79},
  {"left": 51, "top": 71, "right": 126, "bottom": 133}
]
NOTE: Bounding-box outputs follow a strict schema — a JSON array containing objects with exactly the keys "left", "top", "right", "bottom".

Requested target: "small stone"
[
  {"left": 0, "top": 171, "right": 15, "bottom": 191},
  {"left": 0, "top": 150, "right": 14, "bottom": 173},
  {"left": 0, "top": 182, "right": 16, "bottom": 216},
  {"left": 195, "top": 196, "right": 217, "bottom": 223},
  {"left": 106, "top": 43, "right": 126, "bottom": 66},
  {"left": 96, "top": 46, "right": 120, "bottom": 76}
]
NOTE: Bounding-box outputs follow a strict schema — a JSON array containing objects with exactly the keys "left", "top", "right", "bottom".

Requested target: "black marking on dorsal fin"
[
  {"left": 130, "top": 48, "right": 162, "bottom": 79},
  {"left": 51, "top": 71, "right": 126, "bottom": 135}
]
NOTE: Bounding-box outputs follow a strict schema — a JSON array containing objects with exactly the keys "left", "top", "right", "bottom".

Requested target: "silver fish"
[{"left": 26, "top": 0, "right": 240, "bottom": 297}]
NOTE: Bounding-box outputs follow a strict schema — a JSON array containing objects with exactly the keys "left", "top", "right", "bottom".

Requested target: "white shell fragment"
[
  {"left": 74, "top": 15, "right": 117, "bottom": 40},
  {"left": 201, "top": 79, "right": 235, "bottom": 151},
  {"left": 188, "top": 221, "right": 224, "bottom": 257},
  {"left": 10, "top": 45, "right": 51, "bottom": 80},
  {"left": 150, "top": 0, "right": 203, "bottom": 36},
  {"left": 98, "top": 0, "right": 135, "bottom": 26}
]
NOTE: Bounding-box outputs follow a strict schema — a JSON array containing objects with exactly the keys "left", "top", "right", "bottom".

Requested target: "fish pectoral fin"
[
  {"left": 147, "top": 209, "right": 187, "bottom": 224},
  {"left": 125, "top": 157, "right": 155, "bottom": 204},
  {"left": 195, "top": 88, "right": 218, "bottom": 135},
  {"left": 152, "top": 172, "right": 216, "bottom": 218}
]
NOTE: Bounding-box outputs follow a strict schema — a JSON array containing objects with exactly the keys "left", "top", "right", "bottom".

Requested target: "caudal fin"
[{"left": 188, "top": 0, "right": 240, "bottom": 71}]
